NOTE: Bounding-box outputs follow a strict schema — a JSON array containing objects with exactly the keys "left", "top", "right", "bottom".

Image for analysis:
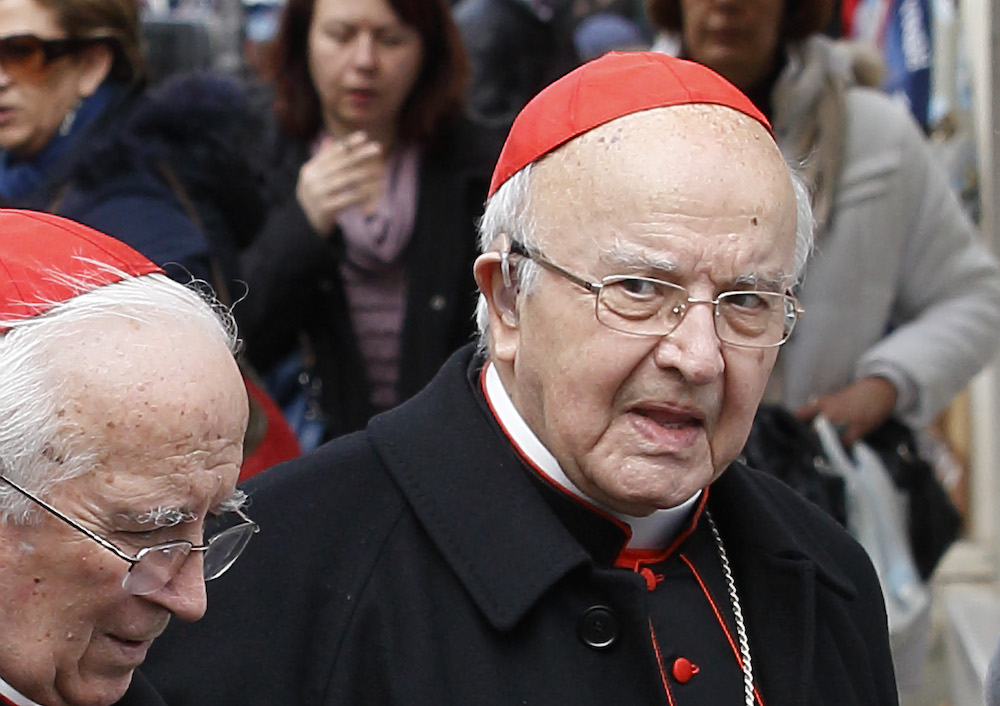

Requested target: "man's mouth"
[
  {"left": 628, "top": 404, "right": 706, "bottom": 448},
  {"left": 105, "top": 634, "right": 155, "bottom": 666},
  {"left": 632, "top": 405, "right": 703, "bottom": 429}
]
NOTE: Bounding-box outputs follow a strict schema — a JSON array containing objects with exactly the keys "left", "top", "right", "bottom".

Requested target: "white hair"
[
  {"left": 0, "top": 268, "right": 239, "bottom": 524},
  {"left": 474, "top": 158, "right": 816, "bottom": 348}
]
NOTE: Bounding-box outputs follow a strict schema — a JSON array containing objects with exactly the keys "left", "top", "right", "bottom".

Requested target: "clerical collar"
[
  {"left": 482, "top": 362, "right": 701, "bottom": 550},
  {"left": 0, "top": 674, "right": 41, "bottom": 706}
]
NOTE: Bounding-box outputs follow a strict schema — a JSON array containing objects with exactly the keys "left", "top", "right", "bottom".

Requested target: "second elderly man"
[
  {"left": 0, "top": 210, "right": 258, "bottom": 706},
  {"left": 146, "top": 53, "right": 898, "bottom": 705}
]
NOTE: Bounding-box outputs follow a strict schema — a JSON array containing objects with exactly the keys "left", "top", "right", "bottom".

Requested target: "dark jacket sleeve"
[
  {"left": 57, "top": 172, "right": 215, "bottom": 285},
  {"left": 235, "top": 185, "right": 344, "bottom": 369}
]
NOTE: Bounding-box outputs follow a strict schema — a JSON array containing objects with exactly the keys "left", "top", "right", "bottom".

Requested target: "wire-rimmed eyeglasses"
[
  {"left": 0, "top": 473, "right": 259, "bottom": 596},
  {"left": 507, "top": 241, "right": 803, "bottom": 348}
]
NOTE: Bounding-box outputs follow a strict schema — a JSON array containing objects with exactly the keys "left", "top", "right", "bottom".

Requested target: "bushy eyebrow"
[
  {"left": 598, "top": 241, "right": 678, "bottom": 274},
  {"left": 116, "top": 489, "right": 247, "bottom": 528},
  {"left": 217, "top": 489, "right": 248, "bottom": 513},
  {"left": 598, "top": 242, "right": 792, "bottom": 290},
  {"left": 732, "top": 273, "right": 790, "bottom": 292},
  {"left": 118, "top": 507, "right": 198, "bottom": 528}
]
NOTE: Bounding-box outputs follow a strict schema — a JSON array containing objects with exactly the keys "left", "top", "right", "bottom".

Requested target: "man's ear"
[
  {"left": 75, "top": 43, "right": 114, "bottom": 98},
  {"left": 474, "top": 251, "right": 520, "bottom": 362}
]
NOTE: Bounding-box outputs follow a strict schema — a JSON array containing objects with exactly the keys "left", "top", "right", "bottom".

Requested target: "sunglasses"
[{"left": 0, "top": 34, "right": 98, "bottom": 82}]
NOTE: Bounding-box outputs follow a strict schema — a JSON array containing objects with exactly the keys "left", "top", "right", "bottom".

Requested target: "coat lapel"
[
  {"left": 710, "top": 464, "right": 860, "bottom": 706},
  {"left": 369, "top": 348, "right": 593, "bottom": 631}
]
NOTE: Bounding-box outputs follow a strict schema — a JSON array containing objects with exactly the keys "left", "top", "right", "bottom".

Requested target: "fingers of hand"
[
  {"left": 298, "top": 161, "right": 383, "bottom": 233},
  {"left": 302, "top": 140, "right": 383, "bottom": 199},
  {"left": 316, "top": 131, "right": 382, "bottom": 169},
  {"left": 807, "top": 392, "right": 887, "bottom": 446},
  {"left": 793, "top": 397, "right": 820, "bottom": 420}
]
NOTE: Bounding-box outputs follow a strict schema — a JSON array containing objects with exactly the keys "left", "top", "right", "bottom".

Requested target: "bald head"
[
  {"left": 529, "top": 104, "right": 796, "bottom": 262},
  {"left": 49, "top": 312, "right": 248, "bottom": 471}
]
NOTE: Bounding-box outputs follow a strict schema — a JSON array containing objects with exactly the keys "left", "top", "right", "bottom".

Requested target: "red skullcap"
[
  {"left": 0, "top": 209, "right": 163, "bottom": 330},
  {"left": 488, "top": 51, "right": 773, "bottom": 197}
]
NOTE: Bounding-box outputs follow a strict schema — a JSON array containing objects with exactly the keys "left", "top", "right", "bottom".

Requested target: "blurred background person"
[
  {"left": 647, "top": 0, "right": 1000, "bottom": 695},
  {"left": 0, "top": 0, "right": 262, "bottom": 288},
  {"left": 647, "top": 0, "right": 1000, "bottom": 450},
  {"left": 452, "top": 0, "right": 579, "bottom": 129},
  {"left": 572, "top": 10, "right": 649, "bottom": 62},
  {"left": 237, "top": 0, "right": 501, "bottom": 448}
]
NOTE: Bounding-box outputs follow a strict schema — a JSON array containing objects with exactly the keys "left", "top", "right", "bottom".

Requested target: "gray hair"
[
  {"left": 474, "top": 160, "right": 815, "bottom": 348},
  {"left": 0, "top": 269, "right": 239, "bottom": 524}
]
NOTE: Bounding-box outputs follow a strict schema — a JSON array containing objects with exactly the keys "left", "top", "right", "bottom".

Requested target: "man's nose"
[
  {"left": 653, "top": 300, "right": 725, "bottom": 384},
  {"left": 144, "top": 553, "right": 208, "bottom": 622}
]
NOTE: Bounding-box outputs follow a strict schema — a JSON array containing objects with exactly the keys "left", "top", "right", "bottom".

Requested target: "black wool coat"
[
  {"left": 236, "top": 118, "right": 502, "bottom": 440},
  {"left": 144, "top": 345, "right": 899, "bottom": 706}
]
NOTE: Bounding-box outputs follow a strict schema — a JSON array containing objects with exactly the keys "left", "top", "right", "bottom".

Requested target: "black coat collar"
[{"left": 369, "top": 345, "right": 859, "bottom": 637}]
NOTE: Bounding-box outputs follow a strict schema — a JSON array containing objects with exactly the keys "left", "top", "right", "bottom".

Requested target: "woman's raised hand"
[{"left": 296, "top": 131, "right": 384, "bottom": 236}]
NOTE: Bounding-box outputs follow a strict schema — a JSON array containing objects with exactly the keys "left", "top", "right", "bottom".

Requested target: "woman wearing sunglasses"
[{"left": 0, "top": 0, "right": 260, "bottom": 289}]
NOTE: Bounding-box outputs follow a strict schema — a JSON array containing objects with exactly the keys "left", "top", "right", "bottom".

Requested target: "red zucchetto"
[
  {"left": 488, "top": 51, "right": 773, "bottom": 198},
  {"left": 0, "top": 209, "right": 162, "bottom": 330}
]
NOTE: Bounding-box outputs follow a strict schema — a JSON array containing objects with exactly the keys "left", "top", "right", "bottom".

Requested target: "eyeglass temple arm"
[
  {"left": 0, "top": 474, "right": 137, "bottom": 565},
  {"left": 508, "top": 241, "right": 602, "bottom": 294}
]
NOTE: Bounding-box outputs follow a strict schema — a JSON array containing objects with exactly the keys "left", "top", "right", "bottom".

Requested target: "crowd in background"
[{"left": 1, "top": 0, "right": 993, "bottom": 702}]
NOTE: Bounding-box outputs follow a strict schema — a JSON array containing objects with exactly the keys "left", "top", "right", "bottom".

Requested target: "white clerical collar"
[
  {"left": 483, "top": 362, "right": 701, "bottom": 550},
  {"left": 0, "top": 674, "right": 41, "bottom": 706}
]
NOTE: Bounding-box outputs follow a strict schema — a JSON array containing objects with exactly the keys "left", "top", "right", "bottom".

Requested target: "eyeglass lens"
[
  {"left": 121, "top": 522, "right": 257, "bottom": 596},
  {"left": 596, "top": 278, "right": 795, "bottom": 346},
  {"left": 203, "top": 523, "right": 257, "bottom": 580},
  {"left": 0, "top": 35, "right": 79, "bottom": 82}
]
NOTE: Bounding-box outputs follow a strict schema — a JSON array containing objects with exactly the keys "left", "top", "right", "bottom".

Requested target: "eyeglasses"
[
  {"left": 507, "top": 241, "right": 803, "bottom": 348},
  {"left": 0, "top": 34, "right": 98, "bottom": 82},
  {"left": 0, "top": 473, "right": 259, "bottom": 596}
]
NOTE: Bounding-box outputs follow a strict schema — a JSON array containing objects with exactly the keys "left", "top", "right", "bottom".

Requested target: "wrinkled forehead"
[
  {"left": 532, "top": 104, "right": 790, "bottom": 204},
  {"left": 47, "top": 314, "right": 245, "bottom": 430},
  {"left": 527, "top": 104, "right": 797, "bottom": 259}
]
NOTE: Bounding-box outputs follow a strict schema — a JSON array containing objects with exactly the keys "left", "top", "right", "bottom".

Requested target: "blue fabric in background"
[{"left": 880, "top": 0, "right": 933, "bottom": 129}]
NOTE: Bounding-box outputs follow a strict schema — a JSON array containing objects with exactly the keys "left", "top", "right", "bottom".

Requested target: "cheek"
[
  {"left": 724, "top": 348, "right": 773, "bottom": 404},
  {"left": 307, "top": 52, "right": 328, "bottom": 95},
  {"left": 10, "top": 545, "right": 123, "bottom": 650},
  {"left": 389, "top": 56, "right": 421, "bottom": 103},
  {"left": 25, "top": 88, "right": 64, "bottom": 139},
  {"left": 534, "top": 338, "right": 647, "bottom": 445},
  {"left": 714, "top": 350, "right": 774, "bottom": 445},
  {"left": 20, "top": 87, "right": 48, "bottom": 126},
  {"left": 307, "top": 39, "right": 341, "bottom": 92}
]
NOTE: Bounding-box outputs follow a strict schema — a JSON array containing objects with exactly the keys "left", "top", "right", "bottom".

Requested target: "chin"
[{"left": 62, "top": 674, "right": 133, "bottom": 706}]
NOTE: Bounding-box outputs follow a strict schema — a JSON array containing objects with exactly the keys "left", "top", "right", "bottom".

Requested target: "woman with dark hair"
[
  {"left": 0, "top": 0, "right": 261, "bottom": 286},
  {"left": 238, "top": 0, "right": 501, "bottom": 446}
]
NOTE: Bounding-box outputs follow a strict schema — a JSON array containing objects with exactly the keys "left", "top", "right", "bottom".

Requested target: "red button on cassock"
[{"left": 671, "top": 657, "right": 700, "bottom": 683}]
